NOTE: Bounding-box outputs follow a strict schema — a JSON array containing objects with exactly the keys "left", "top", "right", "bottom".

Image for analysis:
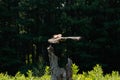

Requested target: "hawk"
[{"left": 48, "top": 34, "right": 81, "bottom": 44}]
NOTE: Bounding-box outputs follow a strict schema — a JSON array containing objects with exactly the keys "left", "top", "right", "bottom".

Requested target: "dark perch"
[
  {"left": 47, "top": 34, "right": 81, "bottom": 80},
  {"left": 47, "top": 45, "right": 66, "bottom": 80}
]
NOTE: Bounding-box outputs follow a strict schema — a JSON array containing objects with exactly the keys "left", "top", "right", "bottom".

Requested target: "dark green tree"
[
  {"left": 58, "top": 0, "right": 120, "bottom": 72},
  {"left": 0, "top": 0, "right": 22, "bottom": 74}
]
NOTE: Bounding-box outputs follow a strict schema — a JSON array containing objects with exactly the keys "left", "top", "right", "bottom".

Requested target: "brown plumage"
[
  {"left": 48, "top": 34, "right": 81, "bottom": 44},
  {"left": 53, "top": 34, "right": 62, "bottom": 39}
]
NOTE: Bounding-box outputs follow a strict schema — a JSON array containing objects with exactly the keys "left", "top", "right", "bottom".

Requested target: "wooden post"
[{"left": 47, "top": 34, "right": 81, "bottom": 80}]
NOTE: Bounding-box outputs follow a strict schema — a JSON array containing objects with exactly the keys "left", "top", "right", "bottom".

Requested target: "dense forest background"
[{"left": 0, "top": 0, "right": 120, "bottom": 76}]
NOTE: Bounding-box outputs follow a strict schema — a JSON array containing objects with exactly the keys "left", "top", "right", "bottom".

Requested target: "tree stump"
[
  {"left": 66, "top": 58, "right": 72, "bottom": 80},
  {"left": 47, "top": 45, "right": 66, "bottom": 80},
  {"left": 47, "top": 34, "right": 81, "bottom": 80}
]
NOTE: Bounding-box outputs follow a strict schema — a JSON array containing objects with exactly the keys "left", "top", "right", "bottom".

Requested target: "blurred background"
[{"left": 0, "top": 0, "right": 120, "bottom": 76}]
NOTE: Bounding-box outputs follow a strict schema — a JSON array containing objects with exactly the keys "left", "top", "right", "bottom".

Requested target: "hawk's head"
[{"left": 53, "top": 34, "right": 62, "bottom": 39}]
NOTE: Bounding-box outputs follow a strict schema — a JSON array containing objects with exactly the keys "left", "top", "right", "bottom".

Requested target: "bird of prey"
[{"left": 48, "top": 34, "right": 81, "bottom": 44}]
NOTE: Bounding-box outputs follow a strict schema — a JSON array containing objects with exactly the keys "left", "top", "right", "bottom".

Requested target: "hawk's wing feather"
[{"left": 48, "top": 37, "right": 81, "bottom": 44}]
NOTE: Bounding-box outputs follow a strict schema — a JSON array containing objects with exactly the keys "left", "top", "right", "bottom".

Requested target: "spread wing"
[{"left": 48, "top": 36, "right": 81, "bottom": 44}]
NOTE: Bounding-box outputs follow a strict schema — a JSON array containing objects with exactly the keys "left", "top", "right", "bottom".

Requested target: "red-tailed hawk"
[
  {"left": 53, "top": 34, "right": 62, "bottom": 39},
  {"left": 48, "top": 34, "right": 81, "bottom": 44}
]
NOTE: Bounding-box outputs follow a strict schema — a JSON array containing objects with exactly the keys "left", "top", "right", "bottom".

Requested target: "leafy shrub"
[
  {"left": 0, "top": 64, "right": 120, "bottom": 80},
  {"left": 72, "top": 63, "right": 79, "bottom": 75}
]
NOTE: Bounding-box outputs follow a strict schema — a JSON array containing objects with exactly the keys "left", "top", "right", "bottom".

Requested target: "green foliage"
[
  {"left": 72, "top": 63, "right": 79, "bottom": 75},
  {"left": 32, "top": 58, "right": 46, "bottom": 76},
  {"left": 44, "top": 66, "right": 50, "bottom": 75},
  {"left": 87, "top": 64, "right": 103, "bottom": 80},
  {"left": 72, "top": 64, "right": 120, "bottom": 80},
  {"left": 1, "top": 64, "right": 120, "bottom": 80}
]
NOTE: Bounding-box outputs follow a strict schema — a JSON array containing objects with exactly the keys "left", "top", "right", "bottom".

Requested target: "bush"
[{"left": 0, "top": 64, "right": 120, "bottom": 80}]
